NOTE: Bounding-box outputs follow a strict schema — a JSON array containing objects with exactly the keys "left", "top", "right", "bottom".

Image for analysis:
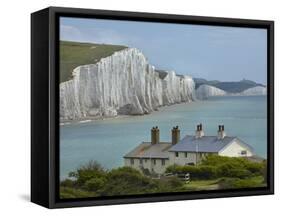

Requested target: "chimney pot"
[
  {"left": 172, "top": 126, "right": 180, "bottom": 145},
  {"left": 217, "top": 125, "right": 226, "bottom": 139},
  {"left": 195, "top": 124, "right": 204, "bottom": 138},
  {"left": 151, "top": 126, "right": 160, "bottom": 144}
]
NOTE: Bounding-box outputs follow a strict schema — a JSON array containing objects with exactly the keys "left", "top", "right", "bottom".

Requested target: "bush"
[
  {"left": 203, "top": 155, "right": 265, "bottom": 178},
  {"left": 244, "top": 161, "right": 264, "bottom": 175},
  {"left": 60, "top": 187, "right": 97, "bottom": 199},
  {"left": 84, "top": 177, "right": 106, "bottom": 191},
  {"left": 69, "top": 161, "right": 107, "bottom": 186},
  {"left": 154, "top": 176, "right": 184, "bottom": 193},
  {"left": 166, "top": 155, "right": 265, "bottom": 180},
  {"left": 218, "top": 177, "right": 265, "bottom": 189},
  {"left": 217, "top": 164, "right": 252, "bottom": 179},
  {"left": 198, "top": 166, "right": 218, "bottom": 179},
  {"left": 261, "top": 160, "right": 267, "bottom": 183},
  {"left": 100, "top": 167, "right": 156, "bottom": 196},
  {"left": 60, "top": 179, "right": 75, "bottom": 188},
  {"left": 166, "top": 165, "right": 217, "bottom": 180}
]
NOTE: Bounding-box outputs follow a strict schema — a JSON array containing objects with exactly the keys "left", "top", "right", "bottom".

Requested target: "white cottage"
[{"left": 123, "top": 124, "right": 255, "bottom": 174}]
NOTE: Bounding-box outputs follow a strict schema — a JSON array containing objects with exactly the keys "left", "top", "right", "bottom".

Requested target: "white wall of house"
[
  {"left": 124, "top": 158, "right": 169, "bottom": 174},
  {"left": 219, "top": 140, "right": 253, "bottom": 157},
  {"left": 168, "top": 151, "right": 198, "bottom": 166},
  {"left": 168, "top": 151, "right": 217, "bottom": 166}
]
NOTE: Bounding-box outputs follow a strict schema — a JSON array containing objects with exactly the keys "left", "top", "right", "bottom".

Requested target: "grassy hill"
[
  {"left": 194, "top": 78, "right": 265, "bottom": 93},
  {"left": 60, "top": 41, "right": 127, "bottom": 83}
]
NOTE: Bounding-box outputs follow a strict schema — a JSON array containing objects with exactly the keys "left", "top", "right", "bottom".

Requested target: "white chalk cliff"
[
  {"left": 196, "top": 84, "right": 226, "bottom": 100},
  {"left": 60, "top": 48, "right": 196, "bottom": 120},
  {"left": 240, "top": 86, "right": 267, "bottom": 96}
]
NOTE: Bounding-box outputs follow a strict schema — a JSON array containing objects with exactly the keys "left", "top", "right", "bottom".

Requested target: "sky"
[{"left": 60, "top": 17, "right": 267, "bottom": 84}]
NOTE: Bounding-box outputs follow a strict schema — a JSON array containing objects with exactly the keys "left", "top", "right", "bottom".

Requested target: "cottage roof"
[
  {"left": 169, "top": 135, "right": 254, "bottom": 153},
  {"left": 124, "top": 142, "right": 172, "bottom": 159}
]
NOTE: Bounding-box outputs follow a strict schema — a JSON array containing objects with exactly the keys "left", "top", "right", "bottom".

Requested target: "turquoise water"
[{"left": 60, "top": 96, "right": 267, "bottom": 179}]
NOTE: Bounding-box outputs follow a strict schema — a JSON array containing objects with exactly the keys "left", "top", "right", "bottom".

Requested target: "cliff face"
[
  {"left": 240, "top": 86, "right": 267, "bottom": 96},
  {"left": 60, "top": 48, "right": 196, "bottom": 120},
  {"left": 196, "top": 84, "right": 226, "bottom": 100}
]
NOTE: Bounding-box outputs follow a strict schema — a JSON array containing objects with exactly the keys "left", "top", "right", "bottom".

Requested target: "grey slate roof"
[
  {"left": 124, "top": 142, "right": 172, "bottom": 159},
  {"left": 168, "top": 135, "right": 254, "bottom": 153}
]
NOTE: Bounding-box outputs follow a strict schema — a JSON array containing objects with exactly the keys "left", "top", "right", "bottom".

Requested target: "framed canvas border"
[{"left": 31, "top": 6, "right": 274, "bottom": 208}]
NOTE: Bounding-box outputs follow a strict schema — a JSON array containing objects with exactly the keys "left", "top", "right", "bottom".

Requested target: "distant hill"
[
  {"left": 60, "top": 41, "right": 127, "bottom": 83},
  {"left": 194, "top": 78, "right": 265, "bottom": 93}
]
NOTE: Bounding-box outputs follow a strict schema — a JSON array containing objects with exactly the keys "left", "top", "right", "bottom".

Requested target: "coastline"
[
  {"left": 59, "top": 100, "right": 196, "bottom": 126},
  {"left": 60, "top": 114, "right": 132, "bottom": 126},
  {"left": 60, "top": 95, "right": 266, "bottom": 126}
]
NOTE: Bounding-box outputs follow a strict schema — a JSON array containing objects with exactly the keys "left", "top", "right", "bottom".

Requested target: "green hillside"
[{"left": 60, "top": 41, "right": 127, "bottom": 83}]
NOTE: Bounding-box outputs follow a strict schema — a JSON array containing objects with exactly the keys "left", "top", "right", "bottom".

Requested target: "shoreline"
[
  {"left": 60, "top": 95, "right": 266, "bottom": 126},
  {"left": 60, "top": 114, "right": 132, "bottom": 126},
  {"left": 60, "top": 100, "right": 196, "bottom": 126}
]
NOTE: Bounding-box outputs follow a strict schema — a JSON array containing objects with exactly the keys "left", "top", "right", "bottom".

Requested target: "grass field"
[
  {"left": 183, "top": 176, "right": 265, "bottom": 191},
  {"left": 183, "top": 179, "right": 220, "bottom": 191},
  {"left": 60, "top": 41, "right": 127, "bottom": 83}
]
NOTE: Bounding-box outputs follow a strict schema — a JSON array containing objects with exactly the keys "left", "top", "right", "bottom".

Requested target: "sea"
[{"left": 60, "top": 96, "right": 267, "bottom": 179}]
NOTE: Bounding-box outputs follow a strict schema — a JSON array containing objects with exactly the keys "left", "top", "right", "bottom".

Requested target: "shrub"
[
  {"left": 244, "top": 161, "right": 264, "bottom": 175},
  {"left": 198, "top": 166, "right": 218, "bottom": 179},
  {"left": 84, "top": 177, "right": 106, "bottom": 191},
  {"left": 261, "top": 160, "right": 267, "bottom": 183},
  {"left": 203, "top": 155, "right": 264, "bottom": 178},
  {"left": 153, "top": 176, "right": 184, "bottom": 193},
  {"left": 100, "top": 167, "right": 156, "bottom": 196},
  {"left": 69, "top": 161, "right": 107, "bottom": 186},
  {"left": 218, "top": 177, "right": 265, "bottom": 189},
  {"left": 166, "top": 155, "right": 265, "bottom": 180},
  {"left": 60, "top": 187, "right": 97, "bottom": 199},
  {"left": 166, "top": 165, "right": 217, "bottom": 180},
  {"left": 60, "top": 179, "right": 75, "bottom": 188}
]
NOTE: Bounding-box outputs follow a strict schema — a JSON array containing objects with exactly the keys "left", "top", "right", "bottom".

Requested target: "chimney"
[
  {"left": 195, "top": 123, "right": 204, "bottom": 138},
  {"left": 151, "top": 126, "right": 160, "bottom": 144},
  {"left": 172, "top": 126, "right": 180, "bottom": 145},
  {"left": 217, "top": 125, "right": 226, "bottom": 139}
]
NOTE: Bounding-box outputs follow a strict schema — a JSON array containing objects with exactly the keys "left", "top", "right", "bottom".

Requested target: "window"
[
  {"left": 161, "top": 159, "right": 165, "bottom": 166},
  {"left": 185, "top": 152, "right": 188, "bottom": 158},
  {"left": 153, "top": 159, "right": 156, "bottom": 165},
  {"left": 130, "top": 158, "right": 134, "bottom": 165},
  {"left": 241, "top": 150, "right": 247, "bottom": 155},
  {"left": 140, "top": 159, "right": 143, "bottom": 165},
  {"left": 145, "top": 159, "right": 147, "bottom": 163},
  {"left": 175, "top": 152, "right": 179, "bottom": 157}
]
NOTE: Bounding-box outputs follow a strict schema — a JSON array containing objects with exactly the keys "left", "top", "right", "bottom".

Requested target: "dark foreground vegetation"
[{"left": 60, "top": 155, "right": 267, "bottom": 199}]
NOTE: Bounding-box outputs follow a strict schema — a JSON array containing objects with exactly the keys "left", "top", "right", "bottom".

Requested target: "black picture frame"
[{"left": 31, "top": 6, "right": 274, "bottom": 209}]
